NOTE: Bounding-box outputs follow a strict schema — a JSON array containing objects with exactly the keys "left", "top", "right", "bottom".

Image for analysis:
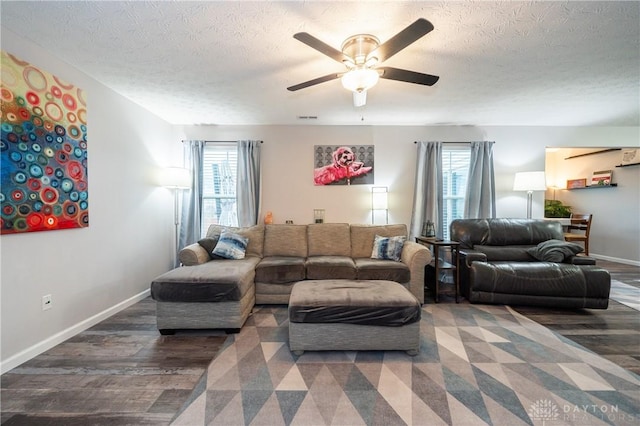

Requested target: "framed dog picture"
[{"left": 313, "top": 145, "right": 375, "bottom": 186}]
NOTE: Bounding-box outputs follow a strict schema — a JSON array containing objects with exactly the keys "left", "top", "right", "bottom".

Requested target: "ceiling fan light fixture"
[
  {"left": 341, "top": 67, "right": 379, "bottom": 93},
  {"left": 353, "top": 91, "right": 367, "bottom": 107},
  {"left": 364, "top": 56, "right": 379, "bottom": 68},
  {"left": 341, "top": 34, "right": 380, "bottom": 65}
]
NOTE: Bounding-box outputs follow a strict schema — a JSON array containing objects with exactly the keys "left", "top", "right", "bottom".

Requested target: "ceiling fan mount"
[
  {"left": 340, "top": 34, "right": 380, "bottom": 68},
  {"left": 287, "top": 18, "right": 439, "bottom": 107}
]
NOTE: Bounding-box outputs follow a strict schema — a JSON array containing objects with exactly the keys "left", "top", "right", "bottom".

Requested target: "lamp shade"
[
  {"left": 160, "top": 167, "right": 191, "bottom": 189},
  {"left": 513, "top": 171, "right": 546, "bottom": 191},
  {"left": 341, "top": 68, "right": 379, "bottom": 93},
  {"left": 371, "top": 187, "right": 388, "bottom": 209}
]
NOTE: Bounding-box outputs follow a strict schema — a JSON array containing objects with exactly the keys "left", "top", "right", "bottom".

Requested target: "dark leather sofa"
[{"left": 450, "top": 218, "right": 610, "bottom": 309}]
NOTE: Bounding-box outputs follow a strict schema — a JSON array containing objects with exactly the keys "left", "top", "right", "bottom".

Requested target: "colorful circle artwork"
[{"left": 1, "top": 50, "right": 89, "bottom": 234}]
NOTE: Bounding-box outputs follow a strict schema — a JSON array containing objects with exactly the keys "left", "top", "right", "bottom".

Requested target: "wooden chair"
[{"left": 563, "top": 213, "right": 593, "bottom": 255}]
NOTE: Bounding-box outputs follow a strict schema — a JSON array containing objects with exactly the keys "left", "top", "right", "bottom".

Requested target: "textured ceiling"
[{"left": 1, "top": 1, "right": 638, "bottom": 126}]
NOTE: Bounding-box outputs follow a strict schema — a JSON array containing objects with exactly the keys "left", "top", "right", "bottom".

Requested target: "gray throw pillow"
[
  {"left": 197, "top": 236, "right": 224, "bottom": 260},
  {"left": 527, "top": 239, "right": 584, "bottom": 262}
]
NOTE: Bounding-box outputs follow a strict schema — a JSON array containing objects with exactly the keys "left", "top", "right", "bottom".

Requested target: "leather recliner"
[{"left": 449, "top": 218, "right": 610, "bottom": 309}]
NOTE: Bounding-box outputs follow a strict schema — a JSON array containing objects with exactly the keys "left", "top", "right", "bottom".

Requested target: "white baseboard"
[
  {"left": 0, "top": 289, "right": 151, "bottom": 375},
  {"left": 591, "top": 254, "right": 640, "bottom": 267}
]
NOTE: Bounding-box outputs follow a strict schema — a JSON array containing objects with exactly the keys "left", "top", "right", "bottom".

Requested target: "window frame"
[
  {"left": 441, "top": 145, "right": 471, "bottom": 240},
  {"left": 201, "top": 142, "right": 238, "bottom": 236}
]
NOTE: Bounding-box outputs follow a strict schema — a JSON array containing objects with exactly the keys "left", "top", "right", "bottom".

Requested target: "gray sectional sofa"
[{"left": 151, "top": 223, "right": 432, "bottom": 334}]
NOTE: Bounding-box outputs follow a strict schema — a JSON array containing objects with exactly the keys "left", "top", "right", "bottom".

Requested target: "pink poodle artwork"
[{"left": 313, "top": 145, "right": 374, "bottom": 186}]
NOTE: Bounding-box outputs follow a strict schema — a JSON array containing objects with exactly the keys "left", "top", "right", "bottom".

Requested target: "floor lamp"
[
  {"left": 513, "top": 171, "right": 546, "bottom": 218},
  {"left": 161, "top": 167, "right": 191, "bottom": 265},
  {"left": 371, "top": 186, "right": 388, "bottom": 224}
]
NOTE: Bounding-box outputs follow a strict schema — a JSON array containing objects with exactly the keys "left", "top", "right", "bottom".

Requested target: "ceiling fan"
[{"left": 287, "top": 18, "right": 439, "bottom": 107}]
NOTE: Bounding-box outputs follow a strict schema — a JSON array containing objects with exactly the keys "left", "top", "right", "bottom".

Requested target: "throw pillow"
[
  {"left": 371, "top": 235, "right": 406, "bottom": 262},
  {"left": 527, "top": 239, "right": 584, "bottom": 262},
  {"left": 197, "top": 236, "right": 225, "bottom": 260},
  {"left": 212, "top": 231, "right": 249, "bottom": 260}
]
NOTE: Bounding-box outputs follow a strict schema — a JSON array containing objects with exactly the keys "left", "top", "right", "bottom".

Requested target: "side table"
[{"left": 415, "top": 237, "right": 460, "bottom": 303}]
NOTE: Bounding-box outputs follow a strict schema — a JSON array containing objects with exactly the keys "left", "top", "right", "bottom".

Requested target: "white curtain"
[
  {"left": 178, "top": 140, "right": 205, "bottom": 266},
  {"left": 236, "top": 140, "right": 261, "bottom": 227},
  {"left": 464, "top": 141, "right": 496, "bottom": 218},
  {"left": 410, "top": 142, "right": 443, "bottom": 239}
]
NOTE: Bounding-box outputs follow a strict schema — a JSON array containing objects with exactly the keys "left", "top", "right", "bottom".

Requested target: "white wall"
[
  {"left": 177, "top": 125, "right": 639, "bottom": 263},
  {"left": 0, "top": 30, "right": 178, "bottom": 372}
]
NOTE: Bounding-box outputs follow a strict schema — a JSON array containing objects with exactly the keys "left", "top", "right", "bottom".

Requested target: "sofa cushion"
[
  {"left": 527, "top": 239, "right": 584, "bottom": 262},
  {"left": 263, "top": 225, "right": 308, "bottom": 257},
  {"left": 206, "top": 224, "right": 264, "bottom": 258},
  {"left": 305, "top": 256, "right": 357, "bottom": 280},
  {"left": 474, "top": 245, "right": 534, "bottom": 262},
  {"left": 212, "top": 231, "right": 248, "bottom": 260},
  {"left": 151, "top": 258, "right": 259, "bottom": 303},
  {"left": 350, "top": 224, "right": 407, "bottom": 258},
  {"left": 255, "top": 256, "right": 306, "bottom": 284},
  {"left": 371, "top": 235, "right": 406, "bottom": 261},
  {"left": 307, "top": 223, "right": 351, "bottom": 256},
  {"left": 355, "top": 258, "right": 411, "bottom": 283}
]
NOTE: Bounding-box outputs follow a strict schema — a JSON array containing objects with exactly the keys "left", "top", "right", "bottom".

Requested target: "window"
[
  {"left": 201, "top": 143, "right": 237, "bottom": 236},
  {"left": 442, "top": 146, "right": 471, "bottom": 240}
]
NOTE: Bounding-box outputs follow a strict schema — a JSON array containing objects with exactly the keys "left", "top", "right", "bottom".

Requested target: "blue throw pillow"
[
  {"left": 212, "top": 231, "right": 248, "bottom": 260},
  {"left": 371, "top": 235, "right": 406, "bottom": 262}
]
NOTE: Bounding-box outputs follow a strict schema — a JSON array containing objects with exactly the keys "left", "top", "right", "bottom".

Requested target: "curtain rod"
[
  {"left": 414, "top": 141, "right": 471, "bottom": 144},
  {"left": 181, "top": 140, "right": 263, "bottom": 144}
]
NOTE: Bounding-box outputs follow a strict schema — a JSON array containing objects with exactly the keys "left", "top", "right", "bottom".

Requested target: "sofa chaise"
[
  {"left": 150, "top": 223, "right": 432, "bottom": 334},
  {"left": 450, "top": 218, "right": 611, "bottom": 309}
]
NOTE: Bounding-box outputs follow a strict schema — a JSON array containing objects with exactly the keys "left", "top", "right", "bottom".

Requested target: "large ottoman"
[{"left": 288, "top": 280, "right": 422, "bottom": 356}]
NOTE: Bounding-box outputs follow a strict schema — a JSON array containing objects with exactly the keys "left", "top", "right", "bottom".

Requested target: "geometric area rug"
[
  {"left": 610, "top": 279, "right": 640, "bottom": 312},
  {"left": 171, "top": 304, "right": 640, "bottom": 425}
]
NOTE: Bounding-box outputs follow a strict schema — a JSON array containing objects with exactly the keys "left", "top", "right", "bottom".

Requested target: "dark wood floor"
[
  {"left": 1, "top": 260, "right": 639, "bottom": 425},
  {"left": 1, "top": 299, "right": 227, "bottom": 425},
  {"left": 512, "top": 259, "right": 640, "bottom": 376}
]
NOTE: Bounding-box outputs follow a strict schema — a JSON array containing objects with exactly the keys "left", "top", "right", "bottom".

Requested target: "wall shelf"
[
  {"left": 566, "top": 183, "right": 618, "bottom": 190},
  {"left": 615, "top": 163, "right": 640, "bottom": 168},
  {"left": 564, "top": 148, "right": 621, "bottom": 160}
]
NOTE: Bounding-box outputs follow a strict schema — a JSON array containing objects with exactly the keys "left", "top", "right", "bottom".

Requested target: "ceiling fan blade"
[
  {"left": 293, "top": 32, "right": 347, "bottom": 64},
  {"left": 374, "top": 18, "right": 434, "bottom": 63},
  {"left": 378, "top": 67, "right": 439, "bottom": 86},
  {"left": 287, "top": 73, "right": 341, "bottom": 91}
]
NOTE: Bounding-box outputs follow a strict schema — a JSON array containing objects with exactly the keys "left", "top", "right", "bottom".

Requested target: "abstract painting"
[
  {"left": 1, "top": 50, "right": 88, "bottom": 234},
  {"left": 313, "top": 145, "right": 374, "bottom": 185}
]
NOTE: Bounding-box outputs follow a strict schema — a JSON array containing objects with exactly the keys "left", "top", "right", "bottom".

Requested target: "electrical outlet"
[{"left": 42, "top": 294, "right": 52, "bottom": 311}]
